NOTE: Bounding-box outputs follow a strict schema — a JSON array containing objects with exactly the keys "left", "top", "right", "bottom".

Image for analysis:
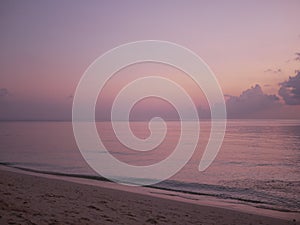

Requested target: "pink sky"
[{"left": 0, "top": 0, "right": 300, "bottom": 120}]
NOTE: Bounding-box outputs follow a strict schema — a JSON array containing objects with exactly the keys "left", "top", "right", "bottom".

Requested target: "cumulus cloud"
[
  {"left": 0, "top": 88, "right": 9, "bottom": 98},
  {"left": 226, "top": 84, "right": 279, "bottom": 117},
  {"left": 278, "top": 71, "right": 300, "bottom": 105}
]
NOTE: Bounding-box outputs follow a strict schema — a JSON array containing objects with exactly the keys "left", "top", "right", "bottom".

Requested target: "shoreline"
[
  {"left": 0, "top": 164, "right": 299, "bottom": 220},
  {"left": 0, "top": 166, "right": 299, "bottom": 225}
]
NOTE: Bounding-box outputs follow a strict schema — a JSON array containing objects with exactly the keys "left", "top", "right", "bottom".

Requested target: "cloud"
[
  {"left": 285, "top": 52, "right": 300, "bottom": 63},
  {"left": 226, "top": 84, "right": 279, "bottom": 117},
  {"left": 0, "top": 88, "right": 9, "bottom": 98},
  {"left": 278, "top": 71, "right": 300, "bottom": 105},
  {"left": 264, "top": 68, "right": 282, "bottom": 74},
  {"left": 295, "top": 52, "right": 300, "bottom": 61}
]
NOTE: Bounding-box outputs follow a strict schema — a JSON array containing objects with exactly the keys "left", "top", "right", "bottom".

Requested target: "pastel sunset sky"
[{"left": 0, "top": 0, "right": 300, "bottom": 120}]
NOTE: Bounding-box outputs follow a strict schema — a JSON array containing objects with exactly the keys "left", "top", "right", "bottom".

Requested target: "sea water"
[{"left": 0, "top": 120, "right": 299, "bottom": 213}]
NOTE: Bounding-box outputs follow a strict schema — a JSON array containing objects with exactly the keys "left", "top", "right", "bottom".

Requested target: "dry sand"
[{"left": 0, "top": 168, "right": 299, "bottom": 225}]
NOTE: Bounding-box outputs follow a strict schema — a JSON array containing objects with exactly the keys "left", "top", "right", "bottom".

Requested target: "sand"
[{"left": 0, "top": 168, "right": 298, "bottom": 225}]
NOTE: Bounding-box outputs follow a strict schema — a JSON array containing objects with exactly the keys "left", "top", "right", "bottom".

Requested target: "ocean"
[{"left": 0, "top": 120, "right": 299, "bottom": 214}]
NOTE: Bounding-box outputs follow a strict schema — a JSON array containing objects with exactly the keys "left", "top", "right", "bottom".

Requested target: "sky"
[{"left": 0, "top": 0, "right": 300, "bottom": 120}]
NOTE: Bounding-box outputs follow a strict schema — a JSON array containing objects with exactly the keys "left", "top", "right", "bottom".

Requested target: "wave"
[{"left": 0, "top": 162, "right": 110, "bottom": 182}]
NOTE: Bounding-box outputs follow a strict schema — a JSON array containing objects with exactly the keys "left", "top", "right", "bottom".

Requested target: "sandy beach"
[{"left": 0, "top": 168, "right": 298, "bottom": 225}]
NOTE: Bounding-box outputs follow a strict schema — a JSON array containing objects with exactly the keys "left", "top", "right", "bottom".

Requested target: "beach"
[
  {"left": 0, "top": 167, "right": 298, "bottom": 225},
  {"left": 1, "top": 1, "right": 300, "bottom": 224}
]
